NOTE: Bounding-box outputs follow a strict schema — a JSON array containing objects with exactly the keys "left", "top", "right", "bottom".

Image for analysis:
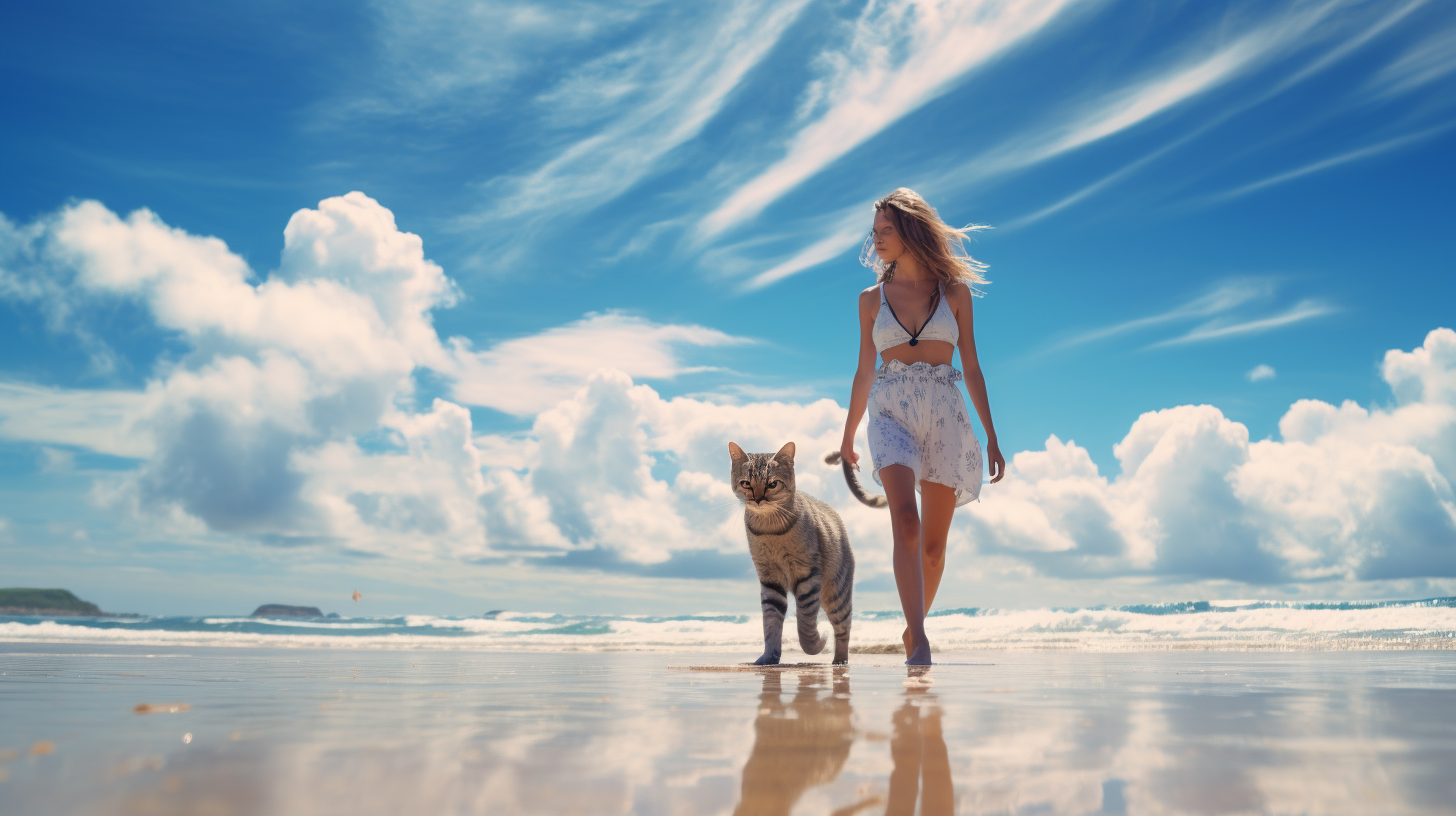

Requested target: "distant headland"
[
  {"left": 0, "top": 590, "right": 340, "bottom": 618},
  {"left": 251, "top": 604, "right": 329, "bottom": 617},
  {"left": 0, "top": 588, "right": 111, "bottom": 616}
]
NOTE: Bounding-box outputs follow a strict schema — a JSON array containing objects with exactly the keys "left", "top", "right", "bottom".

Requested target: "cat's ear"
[
  {"left": 774, "top": 441, "right": 796, "bottom": 462},
  {"left": 728, "top": 442, "right": 746, "bottom": 462}
]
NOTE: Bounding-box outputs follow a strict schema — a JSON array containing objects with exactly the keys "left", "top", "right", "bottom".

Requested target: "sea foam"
[{"left": 2, "top": 598, "right": 1453, "bottom": 652}]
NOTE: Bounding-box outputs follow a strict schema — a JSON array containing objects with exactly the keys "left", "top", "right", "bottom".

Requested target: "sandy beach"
[{"left": 3, "top": 643, "right": 1454, "bottom": 815}]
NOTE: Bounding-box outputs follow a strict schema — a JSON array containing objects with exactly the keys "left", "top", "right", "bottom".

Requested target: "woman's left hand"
[{"left": 987, "top": 439, "right": 1006, "bottom": 484}]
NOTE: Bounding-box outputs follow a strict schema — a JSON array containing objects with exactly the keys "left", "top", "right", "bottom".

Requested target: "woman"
[{"left": 839, "top": 188, "right": 1005, "bottom": 665}]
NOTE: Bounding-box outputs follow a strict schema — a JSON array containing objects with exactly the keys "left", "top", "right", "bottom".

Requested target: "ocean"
[
  {"left": 4, "top": 596, "right": 1455, "bottom": 652},
  {"left": 6, "top": 601, "right": 1456, "bottom": 814}
]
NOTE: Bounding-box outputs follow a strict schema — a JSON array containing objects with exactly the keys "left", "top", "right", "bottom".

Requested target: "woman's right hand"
[{"left": 839, "top": 439, "right": 860, "bottom": 470}]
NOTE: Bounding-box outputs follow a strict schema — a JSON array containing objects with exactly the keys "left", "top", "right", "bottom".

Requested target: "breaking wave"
[{"left": 3, "top": 597, "right": 1454, "bottom": 652}]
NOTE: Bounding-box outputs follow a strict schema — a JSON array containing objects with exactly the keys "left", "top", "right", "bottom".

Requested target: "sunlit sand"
[{"left": 3, "top": 644, "right": 1454, "bottom": 814}]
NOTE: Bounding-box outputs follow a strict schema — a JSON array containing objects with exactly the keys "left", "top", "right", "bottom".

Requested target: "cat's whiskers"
[{"left": 746, "top": 502, "right": 797, "bottom": 533}]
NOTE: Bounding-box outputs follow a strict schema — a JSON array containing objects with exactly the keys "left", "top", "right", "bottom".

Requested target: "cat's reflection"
[
  {"left": 886, "top": 667, "right": 955, "bottom": 815},
  {"left": 733, "top": 668, "right": 858, "bottom": 816},
  {"left": 732, "top": 667, "right": 955, "bottom": 815}
]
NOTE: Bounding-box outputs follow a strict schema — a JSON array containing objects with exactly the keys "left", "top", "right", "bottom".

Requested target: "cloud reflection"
[{"left": 6, "top": 651, "right": 1453, "bottom": 815}]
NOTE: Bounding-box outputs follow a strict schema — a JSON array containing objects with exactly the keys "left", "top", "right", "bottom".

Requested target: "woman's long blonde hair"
[{"left": 859, "top": 188, "right": 989, "bottom": 293}]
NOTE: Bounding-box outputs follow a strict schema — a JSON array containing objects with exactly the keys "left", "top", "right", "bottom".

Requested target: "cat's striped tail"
[{"left": 824, "top": 451, "right": 888, "bottom": 508}]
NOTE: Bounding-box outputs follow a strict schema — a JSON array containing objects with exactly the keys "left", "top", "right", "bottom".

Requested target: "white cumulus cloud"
[
  {"left": 0, "top": 195, "right": 744, "bottom": 557},
  {"left": 476, "top": 368, "right": 887, "bottom": 573},
  {"left": 448, "top": 313, "right": 745, "bottom": 416},
  {"left": 969, "top": 328, "right": 1456, "bottom": 583},
  {"left": 45, "top": 194, "right": 463, "bottom": 541}
]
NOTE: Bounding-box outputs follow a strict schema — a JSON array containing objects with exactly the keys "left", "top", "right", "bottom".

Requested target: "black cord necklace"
[{"left": 883, "top": 284, "right": 941, "bottom": 346}]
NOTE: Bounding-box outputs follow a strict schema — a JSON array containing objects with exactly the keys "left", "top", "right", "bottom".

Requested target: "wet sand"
[{"left": 2, "top": 644, "right": 1454, "bottom": 815}]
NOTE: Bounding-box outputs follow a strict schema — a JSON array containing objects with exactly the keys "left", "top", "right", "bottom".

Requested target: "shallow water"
[{"left": 1, "top": 645, "right": 1454, "bottom": 815}]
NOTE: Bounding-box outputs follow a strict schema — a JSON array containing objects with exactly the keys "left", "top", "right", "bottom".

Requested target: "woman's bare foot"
[
  {"left": 902, "top": 627, "right": 914, "bottom": 655},
  {"left": 906, "top": 636, "right": 932, "bottom": 665}
]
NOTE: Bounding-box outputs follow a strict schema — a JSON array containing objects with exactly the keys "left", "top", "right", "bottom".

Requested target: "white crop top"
[{"left": 873, "top": 282, "right": 958, "bottom": 353}]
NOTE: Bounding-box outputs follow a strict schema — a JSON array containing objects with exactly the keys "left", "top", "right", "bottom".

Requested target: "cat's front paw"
[{"left": 751, "top": 653, "right": 781, "bottom": 666}]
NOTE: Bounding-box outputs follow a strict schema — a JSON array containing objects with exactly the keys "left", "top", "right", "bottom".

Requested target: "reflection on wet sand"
[
  {"left": 886, "top": 668, "right": 954, "bottom": 816},
  {"left": 733, "top": 667, "right": 863, "bottom": 816},
  {"left": 5, "top": 649, "right": 1455, "bottom": 815},
  {"left": 733, "top": 666, "right": 955, "bottom": 815}
]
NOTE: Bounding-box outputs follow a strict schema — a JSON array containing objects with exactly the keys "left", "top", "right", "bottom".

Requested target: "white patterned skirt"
[{"left": 867, "top": 360, "right": 983, "bottom": 506}]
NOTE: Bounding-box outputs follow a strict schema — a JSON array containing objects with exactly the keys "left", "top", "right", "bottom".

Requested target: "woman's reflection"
[
  {"left": 733, "top": 667, "right": 858, "bottom": 816},
  {"left": 886, "top": 667, "right": 955, "bottom": 815}
]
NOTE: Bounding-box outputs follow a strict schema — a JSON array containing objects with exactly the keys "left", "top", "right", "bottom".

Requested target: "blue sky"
[{"left": 1, "top": 0, "right": 1453, "bottom": 617}]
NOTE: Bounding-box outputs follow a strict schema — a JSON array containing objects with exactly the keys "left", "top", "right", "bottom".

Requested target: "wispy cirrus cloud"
[
  {"left": 1198, "top": 123, "right": 1456, "bottom": 205},
  {"left": 332, "top": 1, "right": 811, "bottom": 235},
  {"left": 699, "top": 0, "right": 1085, "bottom": 239},
  {"left": 1273, "top": 0, "right": 1430, "bottom": 95},
  {"left": 335, "top": 0, "right": 631, "bottom": 122},
  {"left": 734, "top": 1, "right": 1352, "bottom": 286},
  {"left": 998, "top": 1, "right": 1431, "bottom": 231},
  {"left": 1363, "top": 24, "right": 1456, "bottom": 99},
  {"left": 481, "top": 0, "right": 811, "bottom": 221},
  {"left": 742, "top": 207, "right": 869, "bottom": 291},
  {"left": 1051, "top": 279, "right": 1272, "bottom": 350},
  {"left": 1050, "top": 279, "right": 1334, "bottom": 352},
  {"left": 962, "top": 1, "right": 1342, "bottom": 184},
  {"left": 0, "top": 381, "right": 151, "bottom": 458},
  {"left": 1150, "top": 299, "right": 1337, "bottom": 348},
  {"left": 997, "top": 148, "right": 1171, "bottom": 232}
]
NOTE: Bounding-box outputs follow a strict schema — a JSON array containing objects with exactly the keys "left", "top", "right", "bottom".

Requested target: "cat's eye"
[
  {"left": 767, "top": 480, "right": 780, "bottom": 488},
  {"left": 739, "top": 480, "right": 751, "bottom": 488}
]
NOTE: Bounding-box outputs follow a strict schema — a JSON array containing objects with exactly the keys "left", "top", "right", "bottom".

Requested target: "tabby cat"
[{"left": 730, "top": 441, "right": 854, "bottom": 665}]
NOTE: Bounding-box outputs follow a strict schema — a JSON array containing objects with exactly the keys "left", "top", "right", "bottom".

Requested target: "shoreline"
[
  {"left": 5, "top": 601, "right": 1455, "bottom": 652},
  {"left": 2, "top": 632, "right": 1453, "bottom": 652}
]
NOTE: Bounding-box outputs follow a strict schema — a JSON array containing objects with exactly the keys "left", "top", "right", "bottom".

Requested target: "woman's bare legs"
[
  {"left": 881, "top": 464, "right": 932, "bottom": 665},
  {"left": 902, "top": 480, "right": 956, "bottom": 654}
]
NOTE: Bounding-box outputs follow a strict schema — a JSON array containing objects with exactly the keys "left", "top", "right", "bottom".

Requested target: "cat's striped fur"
[{"left": 730, "top": 441, "right": 854, "bottom": 665}]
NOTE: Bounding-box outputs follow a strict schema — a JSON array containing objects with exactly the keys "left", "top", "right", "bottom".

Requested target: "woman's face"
[{"left": 872, "top": 210, "right": 905, "bottom": 265}]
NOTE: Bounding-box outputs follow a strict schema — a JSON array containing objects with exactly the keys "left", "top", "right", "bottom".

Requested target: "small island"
[
  {"left": 0, "top": 588, "right": 104, "bottom": 616},
  {"left": 251, "top": 604, "right": 324, "bottom": 617}
]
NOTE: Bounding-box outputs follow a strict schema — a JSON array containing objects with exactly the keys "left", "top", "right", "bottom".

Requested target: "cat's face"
[{"left": 728, "top": 441, "right": 796, "bottom": 516}]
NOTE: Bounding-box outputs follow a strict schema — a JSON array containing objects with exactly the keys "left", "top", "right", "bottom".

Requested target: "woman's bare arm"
[
  {"left": 948, "top": 283, "right": 1005, "bottom": 483},
  {"left": 840, "top": 287, "right": 881, "bottom": 468}
]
